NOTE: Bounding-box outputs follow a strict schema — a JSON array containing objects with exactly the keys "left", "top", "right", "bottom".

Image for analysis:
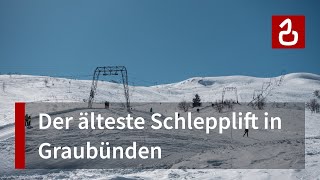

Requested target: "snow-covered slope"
[
  {"left": 0, "top": 73, "right": 318, "bottom": 126},
  {"left": 0, "top": 73, "right": 320, "bottom": 179}
]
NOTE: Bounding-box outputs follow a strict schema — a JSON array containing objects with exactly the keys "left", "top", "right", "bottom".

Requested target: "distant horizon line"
[{"left": 0, "top": 71, "right": 319, "bottom": 86}]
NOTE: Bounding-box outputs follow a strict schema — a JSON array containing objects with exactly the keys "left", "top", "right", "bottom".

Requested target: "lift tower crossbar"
[{"left": 88, "top": 66, "right": 130, "bottom": 111}]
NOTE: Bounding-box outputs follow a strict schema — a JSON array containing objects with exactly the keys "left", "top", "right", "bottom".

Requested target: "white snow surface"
[{"left": 0, "top": 72, "right": 320, "bottom": 179}]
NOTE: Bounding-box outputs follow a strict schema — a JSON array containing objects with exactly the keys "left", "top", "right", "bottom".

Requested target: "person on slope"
[
  {"left": 243, "top": 128, "right": 249, "bottom": 137},
  {"left": 25, "top": 114, "right": 32, "bottom": 128},
  {"left": 27, "top": 115, "right": 32, "bottom": 127},
  {"left": 104, "top": 101, "right": 109, "bottom": 109},
  {"left": 25, "top": 114, "right": 29, "bottom": 127}
]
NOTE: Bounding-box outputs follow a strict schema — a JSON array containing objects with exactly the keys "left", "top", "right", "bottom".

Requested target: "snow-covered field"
[{"left": 0, "top": 73, "right": 320, "bottom": 179}]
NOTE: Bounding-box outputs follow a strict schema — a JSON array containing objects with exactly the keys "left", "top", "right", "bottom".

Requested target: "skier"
[
  {"left": 28, "top": 115, "right": 32, "bottom": 127},
  {"left": 104, "top": 101, "right": 109, "bottom": 109},
  {"left": 150, "top": 108, "right": 153, "bottom": 113},
  {"left": 243, "top": 128, "right": 249, "bottom": 137},
  {"left": 25, "top": 114, "right": 31, "bottom": 128},
  {"left": 25, "top": 114, "right": 29, "bottom": 127}
]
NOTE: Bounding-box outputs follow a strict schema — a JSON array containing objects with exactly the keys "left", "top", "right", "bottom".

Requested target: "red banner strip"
[{"left": 15, "top": 102, "right": 25, "bottom": 169}]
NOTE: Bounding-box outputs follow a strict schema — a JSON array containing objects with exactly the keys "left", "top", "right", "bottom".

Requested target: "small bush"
[
  {"left": 224, "top": 99, "right": 234, "bottom": 110},
  {"left": 313, "top": 90, "right": 320, "bottom": 98},
  {"left": 178, "top": 101, "right": 190, "bottom": 112},
  {"left": 213, "top": 101, "right": 224, "bottom": 113},
  {"left": 306, "top": 99, "right": 320, "bottom": 113}
]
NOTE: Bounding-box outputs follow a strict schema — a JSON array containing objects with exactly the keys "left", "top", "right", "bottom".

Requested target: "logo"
[{"left": 272, "top": 15, "right": 305, "bottom": 48}]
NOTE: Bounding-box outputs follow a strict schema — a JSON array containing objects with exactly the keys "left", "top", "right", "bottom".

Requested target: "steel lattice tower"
[{"left": 88, "top": 66, "right": 130, "bottom": 111}]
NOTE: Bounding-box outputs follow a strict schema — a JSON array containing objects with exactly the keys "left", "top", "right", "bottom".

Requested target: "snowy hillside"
[
  {"left": 0, "top": 73, "right": 320, "bottom": 179},
  {"left": 0, "top": 73, "right": 318, "bottom": 126}
]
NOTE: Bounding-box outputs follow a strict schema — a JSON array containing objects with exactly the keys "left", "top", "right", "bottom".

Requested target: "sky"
[{"left": 0, "top": 0, "right": 319, "bottom": 85}]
